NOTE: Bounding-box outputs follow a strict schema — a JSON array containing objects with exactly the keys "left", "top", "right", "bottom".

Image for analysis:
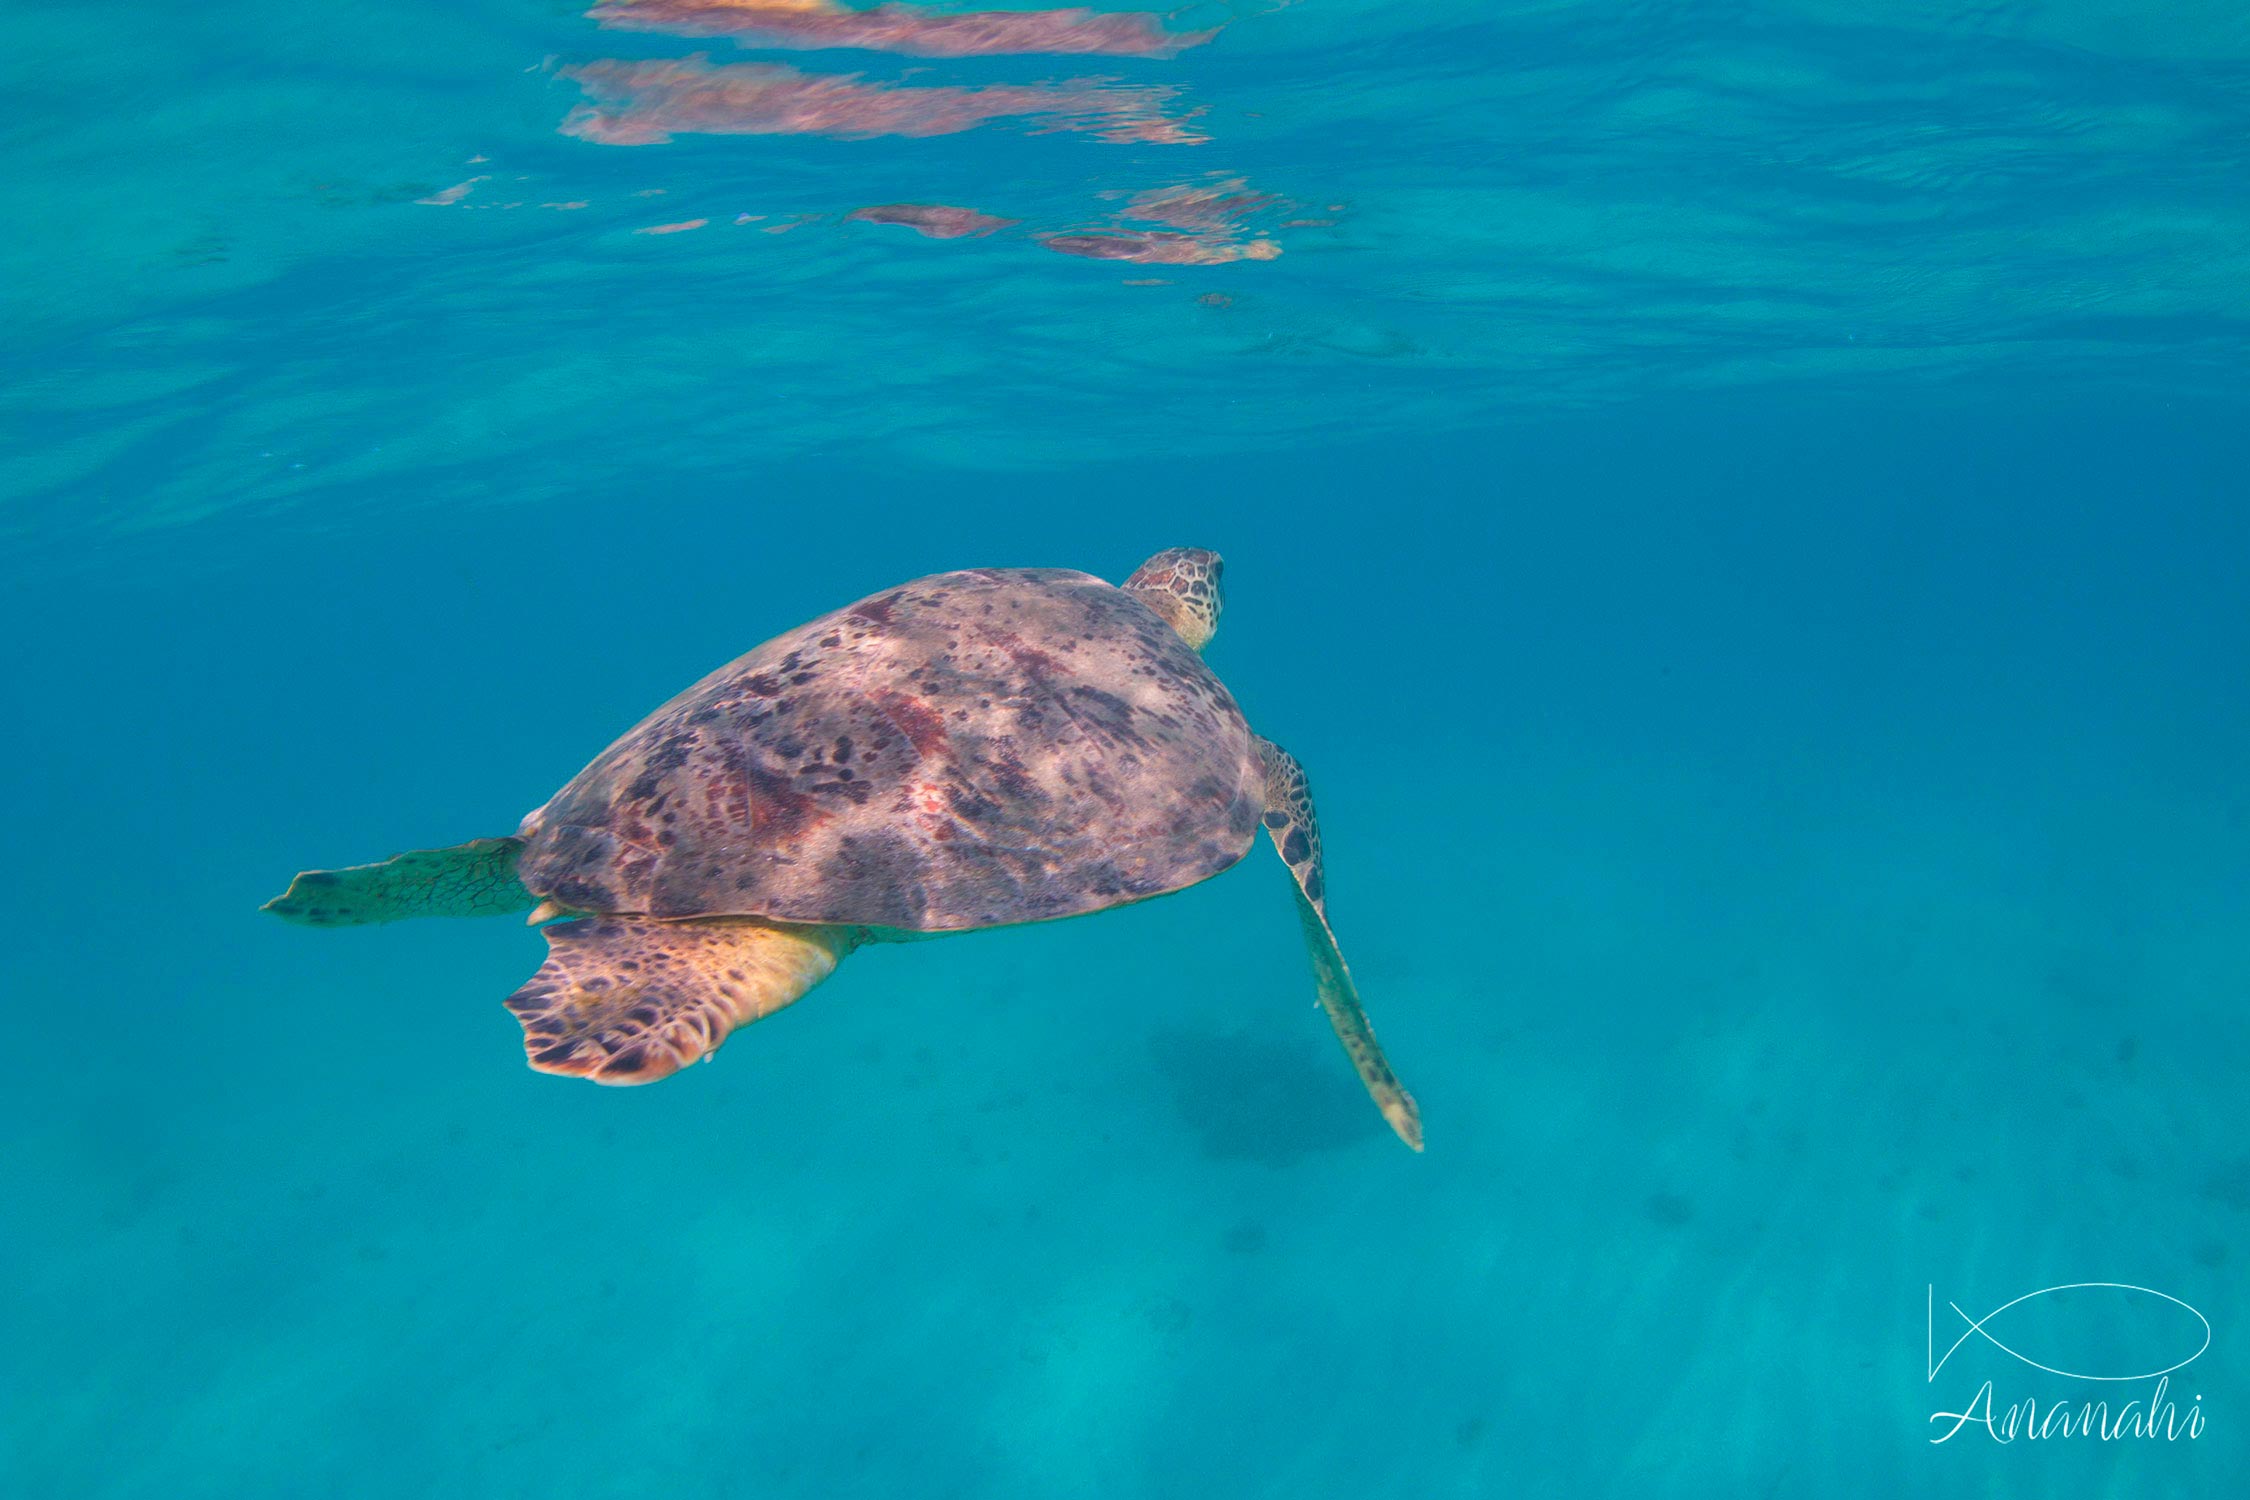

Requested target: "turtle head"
[{"left": 1124, "top": 547, "right": 1225, "bottom": 652}]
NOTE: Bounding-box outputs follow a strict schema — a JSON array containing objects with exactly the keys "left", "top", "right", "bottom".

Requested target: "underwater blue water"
[{"left": 4, "top": 2, "right": 2248, "bottom": 1497}]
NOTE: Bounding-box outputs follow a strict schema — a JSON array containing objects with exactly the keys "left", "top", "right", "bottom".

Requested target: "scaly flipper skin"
[
  {"left": 263, "top": 837, "right": 533, "bottom": 925},
  {"left": 1256, "top": 738, "right": 1422, "bottom": 1150},
  {"left": 504, "top": 916, "right": 858, "bottom": 1084}
]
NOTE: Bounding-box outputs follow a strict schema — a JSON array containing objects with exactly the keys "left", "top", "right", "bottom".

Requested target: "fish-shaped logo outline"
[{"left": 1928, "top": 1283, "right": 2210, "bottom": 1384}]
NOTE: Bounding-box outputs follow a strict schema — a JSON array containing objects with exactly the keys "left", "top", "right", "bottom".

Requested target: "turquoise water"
[{"left": 4, "top": 2, "right": 2247, "bottom": 1496}]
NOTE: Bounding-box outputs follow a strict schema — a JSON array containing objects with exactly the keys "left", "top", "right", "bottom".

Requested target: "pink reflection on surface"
[
  {"left": 635, "top": 217, "right": 710, "bottom": 233},
  {"left": 416, "top": 176, "right": 489, "bottom": 206},
  {"left": 1040, "top": 230, "right": 1279, "bottom": 265},
  {"left": 561, "top": 58, "right": 1204, "bottom": 145},
  {"left": 1121, "top": 175, "right": 1278, "bottom": 231},
  {"left": 848, "top": 202, "right": 1018, "bottom": 238},
  {"left": 1044, "top": 174, "right": 1288, "bottom": 264},
  {"left": 592, "top": 0, "right": 1213, "bottom": 59}
]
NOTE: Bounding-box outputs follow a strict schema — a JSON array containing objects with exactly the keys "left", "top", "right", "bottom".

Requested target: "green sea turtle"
[{"left": 265, "top": 549, "right": 1420, "bottom": 1149}]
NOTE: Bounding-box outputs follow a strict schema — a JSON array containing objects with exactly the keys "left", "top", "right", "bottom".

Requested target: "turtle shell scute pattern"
[{"left": 515, "top": 568, "right": 1266, "bottom": 931}]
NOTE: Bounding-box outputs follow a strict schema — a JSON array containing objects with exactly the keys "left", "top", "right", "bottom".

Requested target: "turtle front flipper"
[
  {"left": 264, "top": 837, "right": 534, "bottom": 924},
  {"left": 1256, "top": 738, "right": 1423, "bottom": 1151},
  {"left": 505, "top": 916, "right": 858, "bottom": 1084}
]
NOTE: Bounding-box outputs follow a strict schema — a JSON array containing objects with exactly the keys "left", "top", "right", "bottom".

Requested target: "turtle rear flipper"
[
  {"left": 506, "top": 916, "right": 856, "bottom": 1084},
  {"left": 264, "top": 837, "right": 533, "bottom": 925}
]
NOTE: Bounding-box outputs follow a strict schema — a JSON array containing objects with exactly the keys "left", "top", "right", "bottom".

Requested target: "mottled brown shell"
[{"left": 515, "top": 567, "right": 1266, "bottom": 931}]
